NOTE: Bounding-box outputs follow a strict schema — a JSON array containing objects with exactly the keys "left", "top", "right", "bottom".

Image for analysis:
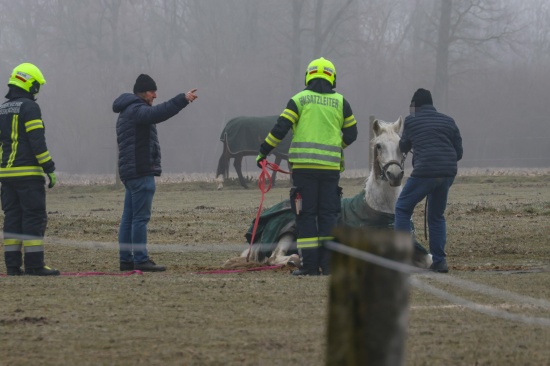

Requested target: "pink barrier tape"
[
  {"left": 195, "top": 265, "right": 283, "bottom": 275},
  {"left": 0, "top": 270, "right": 143, "bottom": 277}
]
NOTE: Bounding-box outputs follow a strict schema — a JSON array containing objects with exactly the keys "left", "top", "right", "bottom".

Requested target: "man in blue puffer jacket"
[
  {"left": 395, "top": 88, "right": 462, "bottom": 273},
  {"left": 113, "top": 74, "right": 198, "bottom": 272}
]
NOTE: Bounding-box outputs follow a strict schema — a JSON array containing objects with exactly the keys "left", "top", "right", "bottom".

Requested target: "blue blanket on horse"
[{"left": 245, "top": 189, "right": 429, "bottom": 256}]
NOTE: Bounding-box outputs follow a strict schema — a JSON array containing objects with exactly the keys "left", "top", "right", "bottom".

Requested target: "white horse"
[{"left": 224, "top": 117, "right": 432, "bottom": 270}]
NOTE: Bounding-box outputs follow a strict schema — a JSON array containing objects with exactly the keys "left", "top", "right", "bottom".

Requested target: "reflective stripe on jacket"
[
  {"left": 288, "top": 90, "right": 344, "bottom": 169},
  {"left": 0, "top": 91, "right": 54, "bottom": 181}
]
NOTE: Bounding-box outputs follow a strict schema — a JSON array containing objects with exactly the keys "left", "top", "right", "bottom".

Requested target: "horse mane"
[{"left": 371, "top": 138, "right": 382, "bottom": 181}]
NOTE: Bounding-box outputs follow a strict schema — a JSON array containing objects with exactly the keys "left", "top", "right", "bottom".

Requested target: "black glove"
[{"left": 256, "top": 153, "right": 266, "bottom": 168}]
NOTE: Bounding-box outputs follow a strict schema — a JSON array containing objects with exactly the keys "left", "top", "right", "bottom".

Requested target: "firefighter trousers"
[
  {"left": 1, "top": 180, "right": 48, "bottom": 269},
  {"left": 290, "top": 169, "right": 341, "bottom": 273}
]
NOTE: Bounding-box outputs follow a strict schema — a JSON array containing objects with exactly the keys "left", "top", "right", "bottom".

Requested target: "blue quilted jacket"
[
  {"left": 400, "top": 105, "right": 463, "bottom": 178},
  {"left": 113, "top": 93, "right": 188, "bottom": 182}
]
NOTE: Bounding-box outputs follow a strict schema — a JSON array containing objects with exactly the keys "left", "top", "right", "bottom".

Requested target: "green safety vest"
[{"left": 289, "top": 90, "right": 344, "bottom": 169}]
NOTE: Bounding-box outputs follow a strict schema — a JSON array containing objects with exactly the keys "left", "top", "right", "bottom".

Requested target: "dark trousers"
[
  {"left": 291, "top": 169, "right": 341, "bottom": 271},
  {"left": 1, "top": 180, "right": 47, "bottom": 268}
]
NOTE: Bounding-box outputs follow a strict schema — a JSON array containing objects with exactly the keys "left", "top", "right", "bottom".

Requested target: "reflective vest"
[
  {"left": 0, "top": 97, "right": 54, "bottom": 180},
  {"left": 287, "top": 90, "right": 344, "bottom": 169}
]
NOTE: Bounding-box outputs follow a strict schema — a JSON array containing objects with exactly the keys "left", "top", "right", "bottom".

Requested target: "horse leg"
[
  {"left": 222, "top": 245, "right": 262, "bottom": 269},
  {"left": 239, "top": 242, "right": 272, "bottom": 264},
  {"left": 240, "top": 245, "right": 260, "bottom": 263},
  {"left": 216, "top": 145, "right": 230, "bottom": 190},
  {"left": 267, "top": 233, "right": 299, "bottom": 267},
  {"left": 234, "top": 155, "right": 248, "bottom": 189},
  {"left": 412, "top": 250, "right": 433, "bottom": 269}
]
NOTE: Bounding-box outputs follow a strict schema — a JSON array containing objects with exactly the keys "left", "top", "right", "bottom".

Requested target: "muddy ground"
[{"left": 1, "top": 176, "right": 550, "bottom": 365}]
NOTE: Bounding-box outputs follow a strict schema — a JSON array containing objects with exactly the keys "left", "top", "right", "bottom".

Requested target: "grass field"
[{"left": 1, "top": 175, "right": 550, "bottom": 365}]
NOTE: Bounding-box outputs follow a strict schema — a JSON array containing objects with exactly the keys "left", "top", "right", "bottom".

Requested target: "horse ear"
[
  {"left": 373, "top": 119, "right": 381, "bottom": 136},
  {"left": 394, "top": 116, "right": 403, "bottom": 135}
]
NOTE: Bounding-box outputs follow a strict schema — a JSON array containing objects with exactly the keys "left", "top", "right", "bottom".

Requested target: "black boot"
[
  {"left": 5, "top": 251, "right": 23, "bottom": 276},
  {"left": 291, "top": 268, "right": 320, "bottom": 276},
  {"left": 319, "top": 246, "right": 331, "bottom": 276},
  {"left": 291, "top": 248, "right": 320, "bottom": 276},
  {"left": 119, "top": 262, "right": 134, "bottom": 271},
  {"left": 7, "top": 267, "right": 24, "bottom": 276},
  {"left": 135, "top": 259, "right": 166, "bottom": 272},
  {"left": 25, "top": 266, "right": 60, "bottom": 276},
  {"left": 24, "top": 251, "right": 60, "bottom": 276}
]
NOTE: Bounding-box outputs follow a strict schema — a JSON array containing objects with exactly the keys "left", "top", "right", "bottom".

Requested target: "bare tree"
[
  {"left": 434, "top": 0, "right": 453, "bottom": 106},
  {"left": 519, "top": 0, "right": 550, "bottom": 69},
  {"left": 430, "top": 0, "right": 520, "bottom": 108},
  {"left": 290, "top": 1, "right": 306, "bottom": 92}
]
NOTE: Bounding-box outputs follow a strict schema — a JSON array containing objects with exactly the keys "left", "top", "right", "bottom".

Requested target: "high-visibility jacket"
[
  {"left": 286, "top": 90, "right": 344, "bottom": 169},
  {"left": 0, "top": 88, "right": 55, "bottom": 181},
  {"left": 259, "top": 79, "right": 358, "bottom": 170}
]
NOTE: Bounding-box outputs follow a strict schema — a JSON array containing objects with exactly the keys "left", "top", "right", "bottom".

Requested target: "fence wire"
[
  {"left": 325, "top": 240, "right": 550, "bottom": 327},
  {"left": 3, "top": 232, "right": 550, "bottom": 327}
]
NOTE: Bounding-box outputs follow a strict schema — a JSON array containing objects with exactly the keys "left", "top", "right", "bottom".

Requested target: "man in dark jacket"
[
  {"left": 394, "top": 88, "right": 463, "bottom": 273},
  {"left": 113, "top": 74, "right": 198, "bottom": 272},
  {"left": 0, "top": 63, "right": 59, "bottom": 276}
]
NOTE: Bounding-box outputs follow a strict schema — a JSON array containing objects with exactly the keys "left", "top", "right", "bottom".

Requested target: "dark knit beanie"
[
  {"left": 410, "top": 88, "right": 433, "bottom": 108},
  {"left": 133, "top": 74, "right": 157, "bottom": 93}
]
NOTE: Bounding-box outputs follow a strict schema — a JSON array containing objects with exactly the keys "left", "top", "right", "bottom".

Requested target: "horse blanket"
[
  {"left": 221, "top": 116, "right": 292, "bottom": 154},
  {"left": 245, "top": 189, "right": 429, "bottom": 255}
]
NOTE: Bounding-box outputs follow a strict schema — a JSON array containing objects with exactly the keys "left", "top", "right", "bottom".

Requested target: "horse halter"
[{"left": 376, "top": 151, "right": 407, "bottom": 181}]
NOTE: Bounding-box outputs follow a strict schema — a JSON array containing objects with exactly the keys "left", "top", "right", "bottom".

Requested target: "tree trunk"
[
  {"left": 434, "top": 0, "right": 452, "bottom": 109},
  {"left": 291, "top": 0, "right": 305, "bottom": 92}
]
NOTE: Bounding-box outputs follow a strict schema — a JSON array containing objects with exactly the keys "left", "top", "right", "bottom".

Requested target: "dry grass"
[{"left": 1, "top": 175, "right": 550, "bottom": 365}]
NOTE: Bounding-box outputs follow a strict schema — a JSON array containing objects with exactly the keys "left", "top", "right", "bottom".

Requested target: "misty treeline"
[{"left": 0, "top": 0, "right": 548, "bottom": 175}]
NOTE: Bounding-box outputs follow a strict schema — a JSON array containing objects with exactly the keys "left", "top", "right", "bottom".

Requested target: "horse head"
[{"left": 371, "top": 117, "right": 405, "bottom": 187}]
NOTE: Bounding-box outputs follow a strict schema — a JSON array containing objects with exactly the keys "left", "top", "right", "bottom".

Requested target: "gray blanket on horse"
[
  {"left": 245, "top": 189, "right": 429, "bottom": 255},
  {"left": 221, "top": 116, "right": 292, "bottom": 154}
]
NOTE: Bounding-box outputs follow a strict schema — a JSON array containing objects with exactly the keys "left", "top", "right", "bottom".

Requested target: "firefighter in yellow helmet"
[
  {"left": 257, "top": 57, "right": 358, "bottom": 275},
  {"left": 0, "top": 63, "right": 60, "bottom": 276}
]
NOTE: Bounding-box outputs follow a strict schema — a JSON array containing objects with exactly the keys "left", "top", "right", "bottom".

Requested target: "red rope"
[
  {"left": 265, "top": 160, "right": 291, "bottom": 175},
  {"left": 246, "top": 159, "right": 291, "bottom": 262}
]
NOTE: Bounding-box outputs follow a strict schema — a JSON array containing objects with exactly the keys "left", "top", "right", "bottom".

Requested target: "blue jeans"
[
  {"left": 395, "top": 176, "right": 455, "bottom": 265},
  {"left": 118, "top": 176, "right": 156, "bottom": 264}
]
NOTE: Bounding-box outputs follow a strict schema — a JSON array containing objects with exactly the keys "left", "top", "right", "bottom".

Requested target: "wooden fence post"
[{"left": 326, "top": 226, "right": 412, "bottom": 366}]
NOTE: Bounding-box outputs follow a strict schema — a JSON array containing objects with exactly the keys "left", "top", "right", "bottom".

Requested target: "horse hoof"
[{"left": 287, "top": 254, "right": 301, "bottom": 268}]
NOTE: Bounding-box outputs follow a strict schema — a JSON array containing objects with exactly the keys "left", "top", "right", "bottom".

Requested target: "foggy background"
[{"left": 0, "top": 0, "right": 548, "bottom": 176}]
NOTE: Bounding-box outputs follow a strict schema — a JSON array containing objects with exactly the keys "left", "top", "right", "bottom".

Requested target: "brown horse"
[{"left": 216, "top": 116, "right": 291, "bottom": 189}]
